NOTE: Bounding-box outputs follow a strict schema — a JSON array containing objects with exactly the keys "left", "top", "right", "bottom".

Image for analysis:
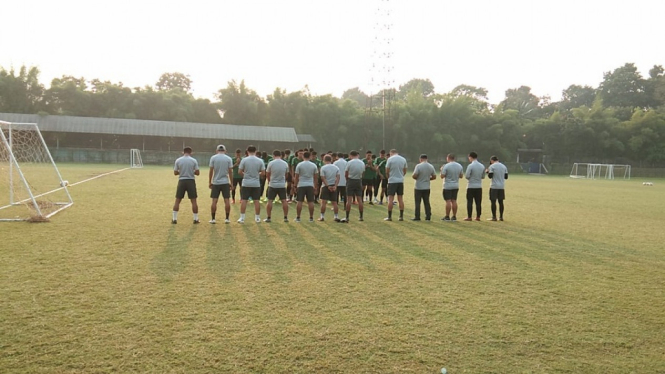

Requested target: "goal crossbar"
[{"left": 569, "top": 163, "right": 631, "bottom": 180}]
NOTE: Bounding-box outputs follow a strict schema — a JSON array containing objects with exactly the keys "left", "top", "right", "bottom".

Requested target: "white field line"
[{"left": 68, "top": 167, "right": 131, "bottom": 187}]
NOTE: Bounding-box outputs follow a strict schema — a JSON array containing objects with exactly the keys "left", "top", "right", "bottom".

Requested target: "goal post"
[
  {"left": 570, "top": 163, "right": 631, "bottom": 180},
  {"left": 0, "top": 121, "right": 73, "bottom": 221},
  {"left": 130, "top": 148, "right": 143, "bottom": 168}
]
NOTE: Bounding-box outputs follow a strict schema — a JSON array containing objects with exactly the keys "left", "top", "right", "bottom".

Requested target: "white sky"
[{"left": 2, "top": 0, "right": 664, "bottom": 104}]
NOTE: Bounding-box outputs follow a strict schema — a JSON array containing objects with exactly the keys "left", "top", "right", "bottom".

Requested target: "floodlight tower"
[{"left": 365, "top": 0, "right": 395, "bottom": 150}]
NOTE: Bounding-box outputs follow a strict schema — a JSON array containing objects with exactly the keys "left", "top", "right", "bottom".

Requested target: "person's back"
[
  {"left": 386, "top": 154, "right": 407, "bottom": 183},
  {"left": 489, "top": 161, "right": 508, "bottom": 189},
  {"left": 465, "top": 159, "right": 485, "bottom": 188},
  {"left": 267, "top": 158, "right": 289, "bottom": 188},
  {"left": 175, "top": 155, "right": 199, "bottom": 180},
  {"left": 442, "top": 161, "right": 463, "bottom": 190},
  {"left": 295, "top": 160, "right": 318, "bottom": 187},
  {"left": 414, "top": 161, "right": 436, "bottom": 190},
  {"left": 210, "top": 153, "right": 233, "bottom": 185},
  {"left": 334, "top": 158, "right": 348, "bottom": 186},
  {"left": 346, "top": 158, "right": 365, "bottom": 180},
  {"left": 320, "top": 163, "right": 340, "bottom": 186},
  {"left": 240, "top": 155, "right": 265, "bottom": 187}
]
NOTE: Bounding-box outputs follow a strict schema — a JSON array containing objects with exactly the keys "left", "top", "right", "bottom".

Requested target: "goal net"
[
  {"left": 130, "top": 149, "right": 143, "bottom": 168},
  {"left": 0, "top": 121, "right": 73, "bottom": 221},
  {"left": 570, "top": 163, "right": 631, "bottom": 180}
]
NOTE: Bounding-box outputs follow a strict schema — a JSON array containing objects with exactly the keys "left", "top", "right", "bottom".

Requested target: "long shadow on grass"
[
  {"left": 304, "top": 219, "right": 376, "bottom": 270},
  {"left": 150, "top": 225, "right": 195, "bottom": 282},
  {"left": 252, "top": 223, "right": 294, "bottom": 282},
  {"left": 393, "top": 220, "right": 532, "bottom": 270},
  {"left": 269, "top": 223, "right": 330, "bottom": 273},
  {"left": 206, "top": 224, "right": 243, "bottom": 283}
]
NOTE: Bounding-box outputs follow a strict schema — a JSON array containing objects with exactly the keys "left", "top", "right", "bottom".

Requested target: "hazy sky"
[{"left": 2, "top": 0, "right": 664, "bottom": 104}]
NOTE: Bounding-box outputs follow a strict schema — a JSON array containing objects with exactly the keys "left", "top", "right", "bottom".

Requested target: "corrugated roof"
[
  {"left": 297, "top": 133, "right": 317, "bottom": 143},
  {"left": 0, "top": 113, "right": 299, "bottom": 143}
]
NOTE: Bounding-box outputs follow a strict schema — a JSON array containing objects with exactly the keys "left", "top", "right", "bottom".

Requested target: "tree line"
[{"left": 1, "top": 63, "right": 664, "bottom": 165}]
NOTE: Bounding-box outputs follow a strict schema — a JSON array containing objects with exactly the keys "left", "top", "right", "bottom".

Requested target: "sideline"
[{"left": 68, "top": 167, "right": 132, "bottom": 187}]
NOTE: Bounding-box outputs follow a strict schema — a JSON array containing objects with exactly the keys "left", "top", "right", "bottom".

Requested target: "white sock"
[
  {"left": 320, "top": 213, "right": 325, "bottom": 219},
  {"left": 334, "top": 213, "right": 339, "bottom": 219},
  {"left": 193, "top": 213, "right": 199, "bottom": 221},
  {"left": 255, "top": 214, "right": 260, "bottom": 220},
  {"left": 173, "top": 211, "right": 178, "bottom": 220},
  {"left": 240, "top": 213, "right": 245, "bottom": 220}
]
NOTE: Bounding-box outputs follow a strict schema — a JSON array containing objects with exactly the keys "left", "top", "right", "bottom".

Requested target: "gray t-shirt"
[
  {"left": 266, "top": 158, "right": 289, "bottom": 188},
  {"left": 386, "top": 154, "right": 407, "bottom": 183},
  {"left": 295, "top": 160, "right": 319, "bottom": 187},
  {"left": 239, "top": 155, "right": 265, "bottom": 188},
  {"left": 174, "top": 155, "right": 199, "bottom": 180},
  {"left": 442, "top": 161, "right": 464, "bottom": 190},
  {"left": 320, "top": 164, "right": 340, "bottom": 186},
  {"left": 465, "top": 160, "right": 486, "bottom": 189},
  {"left": 413, "top": 162, "right": 436, "bottom": 190},
  {"left": 489, "top": 161, "right": 508, "bottom": 189},
  {"left": 333, "top": 159, "right": 348, "bottom": 186},
  {"left": 345, "top": 159, "right": 365, "bottom": 180},
  {"left": 209, "top": 153, "right": 233, "bottom": 185}
]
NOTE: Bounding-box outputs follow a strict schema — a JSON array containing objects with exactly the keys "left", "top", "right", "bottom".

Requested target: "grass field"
[{"left": 1, "top": 164, "right": 664, "bottom": 373}]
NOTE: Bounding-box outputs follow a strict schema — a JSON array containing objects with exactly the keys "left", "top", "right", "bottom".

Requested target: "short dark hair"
[
  {"left": 312, "top": 151, "right": 317, "bottom": 156},
  {"left": 469, "top": 152, "right": 478, "bottom": 159},
  {"left": 324, "top": 155, "right": 332, "bottom": 162},
  {"left": 303, "top": 151, "right": 311, "bottom": 159},
  {"left": 380, "top": 149, "right": 386, "bottom": 155},
  {"left": 309, "top": 147, "right": 314, "bottom": 152},
  {"left": 285, "top": 149, "right": 291, "bottom": 155},
  {"left": 247, "top": 145, "right": 257, "bottom": 153},
  {"left": 420, "top": 154, "right": 428, "bottom": 159},
  {"left": 337, "top": 152, "right": 344, "bottom": 158},
  {"left": 490, "top": 155, "right": 499, "bottom": 162},
  {"left": 349, "top": 150, "right": 359, "bottom": 157},
  {"left": 273, "top": 149, "right": 281, "bottom": 157},
  {"left": 183, "top": 147, "right": 192, "bottom": 154},
  {"left": 366, "top": 150, "right": 372, "bottom": 154},
  {"left": 343, "top": 153, "right": 349, "bottom": 158},
  {"left": 235, "top": 148, "right": 242, "bottom": 153},
  {"left": 371, "top": 154, "right": 377, "bottom": 160},
  {"left": 389, "top": 149, "right": 397, "bottom": 154},
  {"left": 447, "top": 153, "right": 455, "bottom": 160}
]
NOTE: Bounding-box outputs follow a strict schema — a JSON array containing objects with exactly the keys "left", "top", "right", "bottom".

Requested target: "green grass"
[{"left": 1, "top": 164, "right": 664, "bottom": 373}]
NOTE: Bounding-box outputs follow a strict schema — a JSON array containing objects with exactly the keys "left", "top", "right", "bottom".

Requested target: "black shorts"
[
  {"left": 232, "top": 179, "right": 241, "bottom": 188},
  {"left": 381, "top": 178, "right": 388, "bottom": 190},
  {"left": 387, "top": 182, "right": 404, "bottom": 196},
  {"left": 267, "top": 187, "right": 287, "bottom": 201},
  {"left": 362, "top": 179, "right": 374, "bottom": 186},
  {"left": 241, "top": 186, "right": 261, "bottom": 201},
  {"left": 337, "top": 186, "right": 346, "bottom": 199},
  {"left": 346, "top": 179, "right": 363, "bottom": 197},
  {"left": 297, "top": 186, "right": 315, "bottom": 202},
  {"left": 466, "top": 188, "right": 483, "bottom": 201},
  {"left": 489, "top": 188, "right": 506, "bottom": 201},
  {"left": 176, "top": 179, "right": 197, "bottom": 199},
  {"left": 210, "top": 184, "right": 231, "bottom": 199},
  {"left": 320, "top": 187, "right": 339, "bottom": 202},
  {"left": 443, "top": 189, "right": 459, "bottom": 201}
]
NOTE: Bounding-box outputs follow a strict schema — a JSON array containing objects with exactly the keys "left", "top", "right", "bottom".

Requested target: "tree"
[
  {"left": 43, "top": 76, "right": 91, "bottom": 116},
  {"left": 0, "top": 65, "right": 44, "bottom": 113},
  {"left": 561, "top": 85, "right": 596, "bottom": 110},
  {"left": 598, "top": 63, "right": 648, "bottom": 108},
  {"left": 156, "top": 72, "right": 192, "bottom": 93},
  {"left": 397, "top": 78, "right": 435, "bottom": 100},
  {"left": 341, "top": 87, "right": 368, "bottom": 107},
  {"left": 498, "top": 86, "right": 541, "bottom": 118},
  {"left": 216, "top": 80, "right": 267, "bottom": 125}
]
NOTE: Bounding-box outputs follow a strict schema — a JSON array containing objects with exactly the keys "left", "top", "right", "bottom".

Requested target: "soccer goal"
[
  {"left": 130, "top": 148, "right": 143, "bottom": 168},
  {"left": 0, "top": 121, "right": 73, "bottom": 221},
  {"left": 570, "top": 163, "right": 631, "bottom": 180}
]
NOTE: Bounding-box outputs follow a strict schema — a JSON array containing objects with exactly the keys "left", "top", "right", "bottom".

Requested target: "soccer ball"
[
  {"left": 642, "top": 182, "right": 653, "bottom": 186},
  {"left": 60, "top": 180, "right": 69, "bottom": 187}
]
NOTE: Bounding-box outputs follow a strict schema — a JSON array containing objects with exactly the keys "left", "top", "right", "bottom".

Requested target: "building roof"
[
  {"left": 0, "top": 113, "right": 301, "bottom": 143},
  {"left": 296, "top": 133, "right": 317, "bottom": 143}
]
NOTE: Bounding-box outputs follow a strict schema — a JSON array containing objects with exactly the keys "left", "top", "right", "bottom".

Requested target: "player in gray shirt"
[
  {"left": 172, "top": 146, "right": 200, "bottom": 224},
  {"left": 208, "top": 145, "right": 234, "bottom": 224},
  {"left": 318, "top": 155, "right": 341, "bottom": 221},
  {"left": 294, "top": 151, "right": 319, "bottom": 222},
  {"left": 341, "top": 150, "right": 365, "bottom": 222},
  {"left": 487, "top": 155, "right": 509, "bottom": 221},
  {"left": 440, "top": 153, "right": 464, "bottom": 221},
  {"left": 384, "top": 149, "right": 408, "bottom": 221},
  {"left": 464, "top": 151, "right": 486, "bottom": 221},
  {"left": 238, "top": 145, "right": 266, "bottom": 223},
  {"left": 411, "top": 154, "right": 437, "bottom": 221},
  {"left": 265, "top": 150, "right": 290, "bottom": 223},
  {"left": 333, "top": 153, "right": 348, "bottom": 204}
]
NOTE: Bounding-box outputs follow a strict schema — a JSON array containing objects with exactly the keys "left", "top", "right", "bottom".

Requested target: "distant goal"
[
  {"left": 130, "top": 149, "right": 143, "bottom": 168},
  {"left": 570, "top": 163, "right": 631, "bottom": 180},
  {"left": 0, "top": 121, "right": 73, "bottom": 221}
]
